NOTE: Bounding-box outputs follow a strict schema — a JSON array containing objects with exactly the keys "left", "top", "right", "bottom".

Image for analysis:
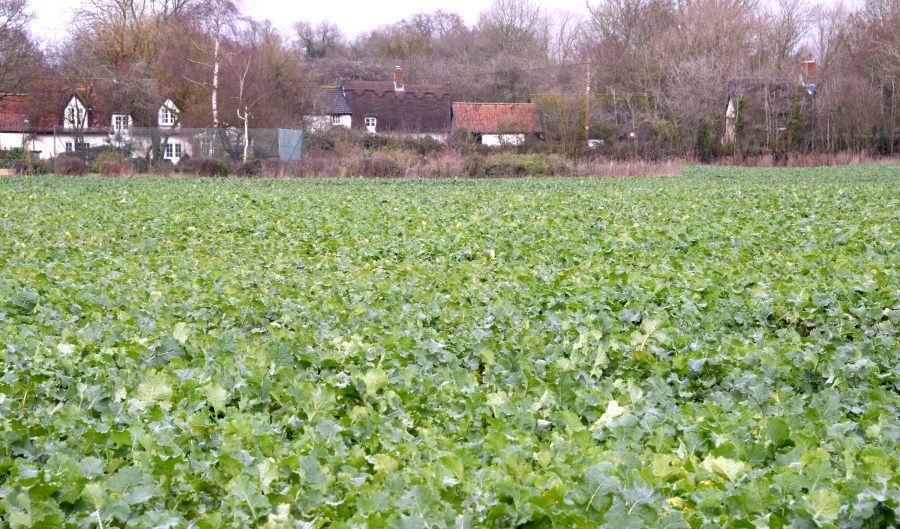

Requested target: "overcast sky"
[{"left": 29, "top": 0, "right": 595, "bottom": 43}]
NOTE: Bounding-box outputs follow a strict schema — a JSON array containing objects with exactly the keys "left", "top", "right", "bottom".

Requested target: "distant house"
[
  {"left": 617, "top": 120, "right": 656, "bottom": 143},
  {"left": 343, "top": 67, "right": 451, "bottom": 138},
  {"left": 451, "top": 102, "right": 542, "bottom": 146},
  {"left": 530, "top": 92, "right": 652, "bottom": 148},
  {"left": 307, "top": 86, "right": 352, "bottom": 130},
  {"left": 0, "top": 94, "right": 41, "bottom": 155},
  {"left": 0, "top": 88, "right": 188, "bottom": 162},
  {"left": 723, "top": 56, "right": 817, "bottom": 151}
]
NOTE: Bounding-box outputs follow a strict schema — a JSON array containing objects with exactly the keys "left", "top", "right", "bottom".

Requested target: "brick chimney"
[
  {"left": 393, "top": 66, "right": 405, "bottom": 92},
  {"left": 800, "top": 54, "right": 816, "bottom": 86}
]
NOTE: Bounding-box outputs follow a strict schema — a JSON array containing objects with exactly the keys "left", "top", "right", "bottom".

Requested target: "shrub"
[
  {"left": 305, "top": 130, "right": 339, "bottom": 152},
  {"left": 343, "top": 154, "right": 402, "bottom": 178},
  {"left": 91, "top": 151, "right": 129, "bottom": 173},
  {"left": 182, "top": 157, "right": 228, "bottom": 177},
  {"left": 402, "top": 136, "right": 445, "bottom": 156},
  {"left": 361, "top": 133, "right": 396, "bottom": 151},
  {"left": 55, "top": 156, "right": 89, "bottom": 176},
  {"left": 447, "top": 128, "right": 475, "bottom": 153},
  {"left": 463, "top": 155, "right": 487, "bottom": 177},
  {"left": 100, "top": 162, "right": 128, "bottom": 176},
  {"left": 12, "top": 159, "right": 48, "bottom": 175},
  {"left": 130, "top": 157, "right": 151, "bottom": 174},
  {"left": 233, "top": 159, "right": 262, "bottom": 177},
  {"left": 0, "top": 147, "right": 24, "bottom": 168},
  {"left": 288, "top": 158, "right": 341, "bottom": 177},
  {"left": 156, "top": 160, "right": 175, "bottom": 176}
]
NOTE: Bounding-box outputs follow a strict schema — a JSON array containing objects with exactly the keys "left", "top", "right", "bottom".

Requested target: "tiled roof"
[
  {"left": 452, "top": 103, "right": 542, "bottom": 134},
  {"left": 313, "top": 86, "right": 351, "bottom": 114},
  {"left": 0, "top": 94, "right": 30, "bottom": 132},
  {"left": 343, "top": 81, "right": 451, "bottom": 134},
  {"left": 344, "top": 81, "right": 449, "bottom": 98}
]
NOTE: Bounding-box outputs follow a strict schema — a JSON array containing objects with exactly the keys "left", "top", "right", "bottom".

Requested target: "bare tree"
[
  {"left": 293, "top": 20, "right": 345, "bottom": 59},
  {"left": 0, "top": 0, "right": 40, "bottom": 97},
  {"left": 475, "top": 0, "right": 549, "bottom": 58},
  {"left": 587, "top": 0, "right": 675, "bottom": 51}
]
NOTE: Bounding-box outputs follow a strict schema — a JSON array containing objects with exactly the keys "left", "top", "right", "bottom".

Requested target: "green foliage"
[
  {"left": 696, "top": 120, "right": 714, "bottom": 162},
  {"left": 0, "top": 167, "right": 899, "bottom": 527},
  {"left": 787, "top": 92, "right": 806, "bottom": 152},
  {"left": 0, "top": 147, "right": 24, "bottom": 168},
  {"left": 182, "top": 157, "right": 229, "bottom": 177}
]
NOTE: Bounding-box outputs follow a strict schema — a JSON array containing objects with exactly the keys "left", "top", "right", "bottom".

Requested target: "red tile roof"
[
  {"left": 0, "top": 94, "right": 31, "bottom": 132},
  {"left": 452, "top": 103, "right": 542, "bottom": 134}
]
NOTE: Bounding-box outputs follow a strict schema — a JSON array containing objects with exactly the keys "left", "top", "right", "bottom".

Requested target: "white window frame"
[
  {"left": 66, "top": 141, "right": 90, "bottom": 152},
  {"left": 63, "top": 97, "right": 88, "bottom": 129},
  {"left": 159, "top": 99, "right": 178, "bottom": 128},
  {"left": 164, "top": 142, "right": 183, "bottom": 160},
  {"left": 364, "top": 117, "right": 376, "bottom": 133},
  {"left": 330, "top": 114, "right": 342, "bottom": 126},
  {"left": 112, "top": 113, "right": 132, "bottom": 133}
]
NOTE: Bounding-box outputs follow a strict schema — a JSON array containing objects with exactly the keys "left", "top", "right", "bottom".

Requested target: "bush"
[
  {"left": 156, "top": 160, "right": 175, "bottom": 176},
  {"left": 362, "top": 133, "right": 396, "bottom": 151},
  {"left": 402, "top": 136, "right": 445, "bottom": 156},
  {"left": 0, "top": 147, "right": 24, "bottom": 168},
  {"left": 130, "top": 157, "right": 151, "bottom": 174},
  {"left": 233, "top": 159, "right": 262, "bottom": 177},
  {"left": 12, "top": 159, "right": 49, "bottom": 175},
  {"left": 55, "top": 156, "right": 88, "bottom": 176},
  {"left": 100, "top": 162, "right": 128, "bottom": 176},
  {"left": 91, "top": 151, "right": 129, "bottom": 173},
  {"left": 463, "top": 155, "right": 487, "bottom": 177},
  {"left": 304, "top": 129, "right": 341, "bottom": 152},
  {"left": 182, "top": 157, "right": 229, "bottom": 177},
  {"left": 343, "top": 154, "right": 402, "bottom": 178}
]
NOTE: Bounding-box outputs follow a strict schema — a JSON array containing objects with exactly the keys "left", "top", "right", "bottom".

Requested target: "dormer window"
[
  {"left": 158, "top": 99, "right": 179, "bottom": 128},
  {"left": 112, "top": 113, "right": 132, "bottom": 133},
  {"left": 63, "top": 95, "right": 88, "bottom": 129}
]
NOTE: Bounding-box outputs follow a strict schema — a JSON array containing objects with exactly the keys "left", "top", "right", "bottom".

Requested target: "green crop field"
[{"left": 1, "top": 167, "right": 899, "bottom": 528}]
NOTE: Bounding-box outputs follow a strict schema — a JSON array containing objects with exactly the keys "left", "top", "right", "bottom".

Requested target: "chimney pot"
[
  {"left": 800, "top": 55, "right": 816, "bottom": 86},
  {"left": 394, "top": 66, "right": 405, "bottom": 92}
]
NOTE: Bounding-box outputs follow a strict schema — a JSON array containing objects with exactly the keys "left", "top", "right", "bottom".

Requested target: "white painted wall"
[
  {"left": 305, "top": 114, "right": 352, "bottom": 132},
  {"left": 481, "top": 133, "right": 525, "bottom": 146},
  {"left": 0, "top": 132, "right": 25, "bottom": 151}
]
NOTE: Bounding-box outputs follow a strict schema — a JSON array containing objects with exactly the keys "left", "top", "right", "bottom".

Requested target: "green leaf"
[
  {"left": 204, "top": 383, "right": 228, "bottom": 411},
  {"left": 590, "top": 400, "right": 627, "bottom": 430},
  {"left": 136, "top": 371, "right": 172, "bottom": 403},
  {"left": 804, "top": 489, "right": 841, "bottom": 524},
  {"left": 82, "top": 483, "right": 106, "bottom": 509},
  {"left": 172, "top": 322, "right": 189, "bottom": 344},
  {"left": 702, "top": 456, "right": 747, "bottom": 483},
  {"left": 78, "top": 456, "right": 105, "bottom": 480},
  {"left": 257, "top": 459, "right": 279, "bottom": 493},
  {"left": 228, "top": 476, "right": 269, "bottom": 520},
  {"left": 362, "top": 368, "right": 389, "bottom": 396}
]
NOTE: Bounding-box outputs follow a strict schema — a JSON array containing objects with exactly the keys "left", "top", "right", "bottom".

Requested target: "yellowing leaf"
[
  {"left": 136, "top": 374, "right": 172, "bottom": 403},
  {"left": 702, "top": 456, "right": 746, "bottom": 483},
  {"left": 204, "top": 383, "right": 227, "bottom": 411},
  {"left": 373, "top": 453, "right": 398, "bottom": 474},
  {"left": 172, "top": 322, "right": 189, "bottom": 344},
  {"left": 805, "top": 489, "right": 841, "bottom": 523},
  {"left": 590, "top": 400, "right": 627, "bottom": 430},
  {"left": 362, "top": 368, "right": 389, "bottom": 396},
  {"left": 665, "top": 497, "right": 684, "bottom": 508}
]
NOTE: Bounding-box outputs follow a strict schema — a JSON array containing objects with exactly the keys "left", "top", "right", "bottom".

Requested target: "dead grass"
[{"left": 714, "top": 151, "right": 900, "bottom": 167}]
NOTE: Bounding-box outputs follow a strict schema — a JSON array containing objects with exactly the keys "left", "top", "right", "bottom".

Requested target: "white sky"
[{"left": 29, "top": 0, "right": 595, "bottom": 44}]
